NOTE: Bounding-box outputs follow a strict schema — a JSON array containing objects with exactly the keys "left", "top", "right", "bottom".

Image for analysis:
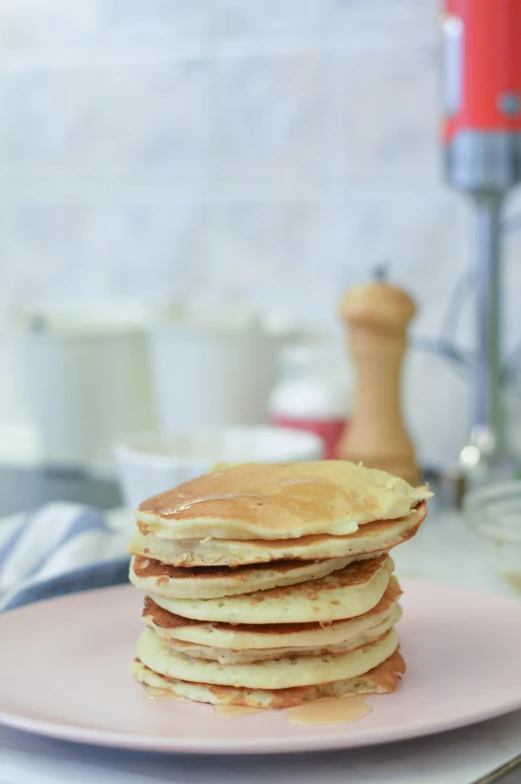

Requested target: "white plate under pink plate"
[{"left": 0, "top": 580, "right": 520, "bottom": 755}]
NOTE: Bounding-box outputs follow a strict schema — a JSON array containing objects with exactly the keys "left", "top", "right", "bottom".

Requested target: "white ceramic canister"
[
  {"left": 15, "top": 306, "right": 155, "bottom": 462},
  {"left": 148, "top": 309, "right": 277, "bottom": 431}
]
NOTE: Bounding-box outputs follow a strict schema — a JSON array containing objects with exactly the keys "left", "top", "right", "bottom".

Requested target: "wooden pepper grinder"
[{"left": 338, "top": 273, "right": 419, "bottom": 486}]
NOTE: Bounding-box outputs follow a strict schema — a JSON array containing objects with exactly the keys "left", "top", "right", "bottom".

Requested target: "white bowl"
[{"left": 114, "top": 426, "right": 324, "bottom": 511}]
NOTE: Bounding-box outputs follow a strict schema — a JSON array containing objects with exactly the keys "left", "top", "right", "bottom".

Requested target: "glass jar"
[{"left": 463, "top": 480, "right": 521, "bottom": 593}]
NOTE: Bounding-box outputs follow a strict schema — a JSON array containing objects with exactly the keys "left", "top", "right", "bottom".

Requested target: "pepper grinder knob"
[{"left": 338, "top": 278, "right": 419, "bottom": 486}]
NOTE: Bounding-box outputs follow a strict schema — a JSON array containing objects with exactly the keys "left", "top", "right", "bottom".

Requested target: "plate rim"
[
  {"left": 1, "top": 580, "right": 521, "bottom": 755},
  {"left": 2, "top": 698, "right": 521, "bottom": 755}
]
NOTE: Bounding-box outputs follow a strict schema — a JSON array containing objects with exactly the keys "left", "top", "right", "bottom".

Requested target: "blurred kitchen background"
[{"left": 2, "top": 0, "right": 521, "bottom": 512}]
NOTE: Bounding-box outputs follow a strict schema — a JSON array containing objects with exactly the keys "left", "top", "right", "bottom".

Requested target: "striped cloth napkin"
[{"left": 0, "top": 503, "right": 131, "bottom": 613}]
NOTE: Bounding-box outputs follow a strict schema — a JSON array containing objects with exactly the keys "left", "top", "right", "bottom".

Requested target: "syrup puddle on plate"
[
  {"left": 501, "top": 571, "right": 521, "bottom": 592},
  {"left": 286, "top": 696, "right": 372, "bottom": 725},
  {"left": 214, "top": 705, "right": 263, "bottom": 718},
  {"left": 213, "top": 696, "right": 372, "bottom": 725},
  {"left": 146, "top": 687, "right": 180, "bottom": 700}
]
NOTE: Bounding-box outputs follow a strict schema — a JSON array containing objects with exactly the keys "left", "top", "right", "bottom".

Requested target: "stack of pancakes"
[{"left": 129, "top": 461, "right": 431, "bottom": 709}]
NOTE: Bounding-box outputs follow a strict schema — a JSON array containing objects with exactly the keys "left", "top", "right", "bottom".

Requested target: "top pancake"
[
  {"left": 129, "top": 503, "right": 426, "bottom": 567},
  {"left": 137, "top": 460, "right": 432, "bottom": 541}
]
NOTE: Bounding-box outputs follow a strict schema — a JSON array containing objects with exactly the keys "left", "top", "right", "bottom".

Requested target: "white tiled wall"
[
  {"left": 0, "top": 0, "right": 448, "bottom": 320},
  {"left": 2, "top": 0, "right": 521, "bottom": 466}
]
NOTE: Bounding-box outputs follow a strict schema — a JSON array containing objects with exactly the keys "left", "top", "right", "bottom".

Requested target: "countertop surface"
[
  {"left": 1, "top": 710, "right": 521, "bottom": 784},
  {"left": 1, "top": 498, "right": 519, "bottom": 784}
]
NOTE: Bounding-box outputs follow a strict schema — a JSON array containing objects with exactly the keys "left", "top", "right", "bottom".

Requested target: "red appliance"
[{"left": 441, "top": 0, "right": 521, "bottom": 479}]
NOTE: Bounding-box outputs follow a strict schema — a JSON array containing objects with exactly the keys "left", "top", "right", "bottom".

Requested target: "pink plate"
[{"left": 1, "top": 580, "right": 521, "bottom": 755}]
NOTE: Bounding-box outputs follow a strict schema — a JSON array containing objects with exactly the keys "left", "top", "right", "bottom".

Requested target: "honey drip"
[
  {"left": 166, "top": 477, "right": 341, "bottom": 516},
  {"left": 286, "top": 696, "right": 372, "bottom": 725}
]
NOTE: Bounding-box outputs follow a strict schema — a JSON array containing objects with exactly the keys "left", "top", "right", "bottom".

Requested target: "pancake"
[
  {"left": 145, "top": 602, "right": 402, "bottom": 664},
  {"left": 141, "top": 580, "right": 402, "bottom": 657},
  {"left": 131, "top": 648, "right": 406, "bottom": 709},
  {"left": 148, "top": 554, "right": 393, "bottom": 625},
  {"left": 142, "top": 575, "right": 403, "bottom": 650},
  {"left": 129, "top": 553, "right": 362, "bottom": 600},
  {"left": 137, "top": 461, "right": 432, "bottom": 541},
  {"left": 129, "top": 460, "right": 430, "bottom": 711},
  {"left": 129, "top": 502, "right": 426, "bottom": 567},
  {"left": 136, "top": 626, "right": 399, "bottom": 689}
]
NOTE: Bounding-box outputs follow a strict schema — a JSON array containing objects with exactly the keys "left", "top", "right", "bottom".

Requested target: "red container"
[{"left": 268, "top": 343, "right": 350, "bottom": 460}]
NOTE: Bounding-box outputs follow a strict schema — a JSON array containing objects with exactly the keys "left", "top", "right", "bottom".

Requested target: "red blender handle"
[{"left": 442, "top": 0, "right": 521, "bottom": 143}]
